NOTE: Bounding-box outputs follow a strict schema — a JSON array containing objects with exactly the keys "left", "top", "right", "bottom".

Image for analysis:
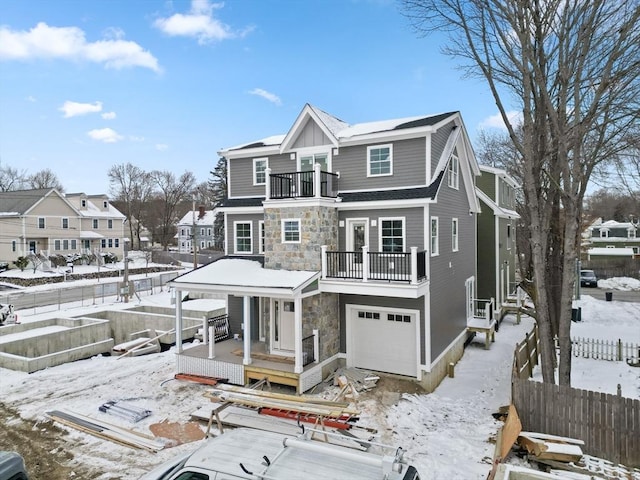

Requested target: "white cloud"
[
  {"left": 0, "top": 22, "right": 161, "bottom": 72},
  {"left": 129, "top": 135, "right": 145, "bottom": 142},
  {"left": 154, "top": 0, "right": 252, "bottom": 44},
  {"left": 87, "top": 128, "right": 123, "bottom": 143},
  {"left": 26, "top": 95, "right": 36, "bottom": 102},
  {"left": 248, "top": 88, "right": 282, "bottom": 106},
  {"left": 479, "top": 110, "right": 522, "bottom": 130},
  {"left": 101, "top": 111, "right": 116, "bottom": 120},
  {"left": 155, "top": 143, "right": 169, "bottom": 151},
  {"left": 59, "top": 101, "right": 102, "bottom": 118}
]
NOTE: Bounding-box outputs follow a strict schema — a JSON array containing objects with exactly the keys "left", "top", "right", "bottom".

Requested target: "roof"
[
  {"left": 79, "top": 231, "right": 105, "bottom": 239},
  {"left": 177, "top": 210, "right": 217, "bottom": 226},
  {"left": 476, "top": 188, "right": 521, "bottom": 219},
  {"left": 0, "top": 188, "right": 59, "bottom": 215},
  {"left": 588, "top": 247, "right": 635, "bottom": 257},
  {"left": 170, "top": 258, "right": 319, "bottom": 297}
]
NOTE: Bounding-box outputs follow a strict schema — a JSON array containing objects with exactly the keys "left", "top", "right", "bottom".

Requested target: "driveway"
[{"left": 579, "top": 287, "right": 640, "bottom": 302}]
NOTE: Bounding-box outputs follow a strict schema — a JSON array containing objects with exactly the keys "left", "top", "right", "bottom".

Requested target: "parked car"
[
  {"left": 580, "top": 269, "right": 598, "bottom": 287},
  {"left": 140, "top": 428, "right": 420, "bottom": 480},
  {"left": 0, "top": 451, "right": 29, "bottom": 480}
]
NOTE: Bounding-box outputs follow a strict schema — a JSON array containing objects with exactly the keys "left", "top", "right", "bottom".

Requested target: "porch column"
[
  {"left": 362, "top": 245, "right": 369, "bottom": 282},
  {"left": 175, "top": 289, "right": 183, "bottom": 354},
  {"left": 265, "top": 167, "right": 271, "bottom": 200},
  {"left": 243, "top": 296, "right": 252, "bottom": 365},
  {"left": 294, "top": 297, "right": 303, "bottom": 374},
  {"left": 321, "top": 245, "right": 327, "bottom": 279},
  {"left": 410, "top": 246, "right": 418, "bottom": 284},
  {"left": 314, "top": 162, "right": 322, "bottom": 198}
]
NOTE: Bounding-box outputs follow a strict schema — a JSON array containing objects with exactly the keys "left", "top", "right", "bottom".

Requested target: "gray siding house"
[
  {"left": 170, "top": 104, "right": 481, "bottom": 392},
  {"left": 475, "top": 166, "right": 520, "bottom": 309}
]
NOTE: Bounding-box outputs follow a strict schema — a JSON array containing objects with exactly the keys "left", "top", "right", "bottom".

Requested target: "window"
[
  {"left": 207, "top": 228, "right": 212, "bottom": 236},
  {"left": 93, "top": 219, "right": 99, "bottom": 229},
  {"left": 108, "top": 219, "right": 113, "bottom": 229},
  {"left": 600, "top": 229, "right": 609, "bottom": 238},
  {"left": 114, "top": 239, "right": 119, "bottom": 248},
  {"left": 62, "top": 218, "right": 69, "bottom": 229},
  {"left": 54, "top": 240, "right": 61, "bottom": 251},
  {"left": 452, "top": 218, "right": 459, "bottom": 252},
  {"left": 71, "top": 239, "right": 77, "bottom": 250},
  {"left": 103, "top": 200, "right": 108, "bottom": 208},
  {"left": 367, "top": 144, "right": 393, "bottom": 176},
  {"left": 282, "top": 219, "right": 301, "bottom": 243},
  {"left": 108, "top": 239, "right": 113, "bottom": 248},
  {"left": 38, "top": 217, "right": 45, "bottom": 229},
  {"left": 380, "top": 218, "right": 405, "bottom": 253},
  {"left": 62, "top": 239, "right": 69, "bottom": 250},
  {"left": 200, "top": 228, "right": 205, "bottom": 236},
  {"left": 507, "top": 224, "right": 512, "bottom": 250},
  {"left": 431, "top": 217, "right": 439, "bottom": 256},
  {"left": 234, "top": 222, "right": 252, "bottom": 253},
  {"left": 448, "top": 153, "right": 459, "bottom": 189},
  {"left": 629, "top": 229, "right": 636, "bottom": 238},
  {"left": 12, "top": 240, "right": 16, "bottom": 252},
  {"left": 300, "top": 153, "right": 329, "bottom": 171},
  {"left": 81, "top": 199, "right": 86, "bottom": 207},
  {"left": 259, "top": 221, "right": 265, "bottom": 254},
  {"left": 101, "top": 239, "right": 106, "bottom": 248},
  {"left": 200, "top": 240, "right": 205, "bottom": 248},
  {"left": 253, "top": 157, "right": 268, "bottom": 185}
]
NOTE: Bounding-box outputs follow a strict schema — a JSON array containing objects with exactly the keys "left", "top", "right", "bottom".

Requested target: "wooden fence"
[
  {"left": 572, "top": 337, "right": 640, "bottom": 363},
  {"left": 511, "top": 326, "right": 640, "bottom": 467}
]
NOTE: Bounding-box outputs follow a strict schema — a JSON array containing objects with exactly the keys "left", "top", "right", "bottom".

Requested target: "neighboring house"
[
  {"left": 170, "top": 104, "right": 481, "bottom": 393},
  {"left": 586, "top": 219, "right": 640, "bottom": 259},
  {"left": 176, "top": 207, "right": 217, "bottom": 253},
  {"left": 0, "top": 189, "right": 125, "bottom": 266},
  {"left": 475, "top": 165, "right": 520, "bottom": 307}
]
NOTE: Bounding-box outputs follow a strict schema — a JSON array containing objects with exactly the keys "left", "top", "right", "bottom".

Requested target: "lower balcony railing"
[{"left": 321, "top": 246, "right": 427, "bottom": 284}]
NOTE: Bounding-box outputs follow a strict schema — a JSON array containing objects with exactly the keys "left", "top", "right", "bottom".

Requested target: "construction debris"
[
  {"left": 148, "top": 420, "right": 205, "bottom": 446},
  {"left": 98, "top": 400, "right": 151, "bottom": 423},
  {"left": 174, "top": 373, "right": 228, "bottom": 386},
  {"left": 518, "top": 432, "right": 584, "bottom": 463},
  {"left": 330, "top": 367, "right": 379, "bottom": 392}
]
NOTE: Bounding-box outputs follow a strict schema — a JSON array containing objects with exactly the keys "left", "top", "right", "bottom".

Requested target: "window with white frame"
[
  {"left": 367, "top": 144, "right": 393, "bottom": 176},
  {"left": 63, "top": 239, "right": 69, "bottom": 250},
  {"left": 507, "top": 224, "right": 512, "bottom": 250},
  {"left": 629, "top": 228, "right": 636, "bottom": 238},
  {"left": 101, "top": 239, "right": 106, "bottom": 248},
  {"left": 253, "top": 158, "right": 268, "bottom": 185},
  {"left": 103, "top": 200, "right": 108, "bottom": 208},
  {"left": 108, "top": 219, "right": 113, "bottom": 229},
  {"left": 93, "top": 218, "right": 99, "bottom": 229},
  {"left": 234, "top": 222, "right": 252, "bottom": 253},
  {"left": 114, "top": 239, "right": 119, "bottom": 248},
  {"left": 599, "top": 229, "right": 609, "bottom": 238},
  {"left": 108, "top": 239, "right": 113, "bottom": 248},
  {"left": 259, "top": 221, "right": 265, "bottom": 254},
  {"left": 38, "top": 217, "right": 45, "bottom": 229},
  {"left": 207, "top": 228, "right": 212, "bottom": 236},
  {"left": 62, "top": 218, "right": 69, "bottom": 229},
  {"left": 12, "top": 240, "right": 16, "bottom": 252},
  {"left": 431, "top": 217, "right": 439, "bottom": 256},
  {"left": 452, "top": 218, "right": 459, "bottom": 252},
  {"left": 282, "top": 219, "right": 301, "bottom": 243},
  {"left": 71, "top": 239, "right": 77, "bottom": 249},
  {"left": 200, "top": 228, "right": 205, "bottom": 236},
  {"left": 380, "top": 218, "right": 405, "bottom": 253},
  {"left": 81, "top": 199, "right": 87, "bottom": 208},
  {"left": 448, "top": 153, "right": 459, "bottom": 189},
  {"left": 54, "top": 240, "right": 61, "bottom": 251}
]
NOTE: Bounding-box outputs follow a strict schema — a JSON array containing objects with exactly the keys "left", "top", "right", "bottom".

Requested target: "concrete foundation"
[{"left": 417, "top": 332, "right": 466, "bottom": 393}]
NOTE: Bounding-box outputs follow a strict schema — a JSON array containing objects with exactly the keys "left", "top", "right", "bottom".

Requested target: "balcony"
[
  {"left": 321, "top": 246, "right": 427, "bottom": 284},
  {"left": 266, "top": 164, "right": 339, "bottom": 200}
]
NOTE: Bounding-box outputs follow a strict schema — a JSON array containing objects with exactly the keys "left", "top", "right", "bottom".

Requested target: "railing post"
[
  {"left": 313, "top": 328, "right": 319, "bottom": 364},
  {"left": 362, "top": 245, "right": 369, "bottom": 282},
  {"left": 202, "top": 316, "right": 209, "bottom": 345},
  {"left": 208, "top": 325, "right": 215, "bottom": 359},
  {"left": 321, "top": 245, "right": 327, "bottom": 279},
  {"left": 410, "top": 247, "right": 418, "bottom": 284},
  {"left": 265, "top": 167, "right": 271, "bottom": 200},
  {"left": 314, "top": 162, "right": 321, "bottom": 198}
]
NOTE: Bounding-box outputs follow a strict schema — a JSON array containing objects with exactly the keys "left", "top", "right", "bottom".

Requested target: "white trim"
[
  {"left": 217, "top": 206, "right": 264, "bottom": 215},
  {"left": 253, "top": 157, "right": 268, "bottom": 186},
  {"left": 336, "top": 198, "right": 435, "bottom": 211},
  {"left": 224, "top": 212, "right": 229, "bottom": 255},
  {"left": 430, "top": 216, "right": 439, "bottom": 256},
  {"left": 367, "top": 144, "right": 393, "bottom": 177},
  {"left": 296, "top": 147, "right": 332, "bottom": 172},
  {"left": 447, "top": 152, "right": 459, "bottom": 190},
  {"left": 452, "top": 217, "right": 459, "bottom": 252},
  {"left": 233, "top": 220, "right": 253, "bottom": 254},
  {"left": 378, "top": 216, "right": 405, "bottom": 253},
  {"left": 319, "top": 278, "right": 429, "bottom": 298},
  {"left": 346, "top": 218, "right": 369, "bottom": 251},
  {"left": 337, "top": 183, "right": 427, "bottom": 194},
  {"left": 258, "top": 220, "right": 265, "bottom": 254},
  {"left": 425, "top": 134, "right": 432, "bottom": 186},
  {"left": 281, "top": 218, "right": 301, "bottom": 244}
]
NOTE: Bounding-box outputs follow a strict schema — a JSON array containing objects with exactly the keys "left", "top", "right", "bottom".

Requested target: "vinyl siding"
[
  {"left": 227, "top": 295, "right": 244, "bottom": 337},
  {"left": 335, "top": 138, "right": 427, "bottom": 191},
  {"left": 228, "top": 153, "right": 293, "bottom": 198},
  {"left": 226, "top": 213, "right": 264, "bottom": 255},
  {"left": 338, "top": 208, "right": 425, "bottom": 251},
  {"left": 292, "top": 118, "right": 333, "bottom": 148},
  {"left": 430, "top": 122, "right": 455, "bottom": 177},
  {"left": 429, "top": 173, "right": 476, "bottom": 362},
  {"left": 476, "top": 170, "right": 496, "bottom": 201},
  {"left": 476, "top": 198, "right": 496, "bottom": 301}
]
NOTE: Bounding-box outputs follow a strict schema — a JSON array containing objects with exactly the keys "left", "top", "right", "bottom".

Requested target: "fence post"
[
  {"left": 524, "top": 332, "right": 533, "bottom": 378},
  {"left": 617, "top": 339, "right": 622, "bottom": 362}
]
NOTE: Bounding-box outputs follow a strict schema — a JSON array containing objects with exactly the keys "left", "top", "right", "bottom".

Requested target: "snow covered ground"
[{"left": 0, "top": 279, "right": 638, "bottom": 478}]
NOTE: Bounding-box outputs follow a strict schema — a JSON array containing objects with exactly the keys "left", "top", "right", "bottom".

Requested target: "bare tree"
[
  {"left": 108, "top": 163, "right": 154, "bottom": 250},
  {"left": 151, "top": 170, "right": 196, "bottom": 248},
  {"left": 28, "top": 168, "right": 64, "bottom": 191},
  {"left": 0, "top": 163, "right": 28, "bottom": 192},
  {"left": 403, "top": 0, "right": 640, "bottom": 385}
]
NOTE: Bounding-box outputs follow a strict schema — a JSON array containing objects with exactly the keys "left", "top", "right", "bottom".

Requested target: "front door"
[
  {"left": 273, "top": 300, "right": 295, "bottom": 352},
  {"left": 347, "top": 219, "right": 368, "bottom": 264},
  {"left": 28, "top": 241, "right": 36, "bottom": 253},
  {"left": 299, "top": 154, "right": 328, "bottom": 197}
]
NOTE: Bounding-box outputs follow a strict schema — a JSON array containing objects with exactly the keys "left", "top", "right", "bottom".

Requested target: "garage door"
[{"left": 349, "top": 307, "right": 417, "bottom": 377}]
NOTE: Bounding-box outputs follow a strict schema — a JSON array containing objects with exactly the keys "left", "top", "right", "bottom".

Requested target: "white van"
[{"left": 140, "top": 428, "right": 420, "bottom": 480}]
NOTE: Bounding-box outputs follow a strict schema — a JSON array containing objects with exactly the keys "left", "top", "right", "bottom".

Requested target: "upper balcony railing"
[
  {"left": 321, "top": 246, "right": 427, "bottom": 285},
  {"left": 266, "top": 164, "right": 339, "bottom": 200}
]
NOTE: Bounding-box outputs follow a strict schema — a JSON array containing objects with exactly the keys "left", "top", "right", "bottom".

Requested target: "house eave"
[{"left": 319, "top": 279, "right": 429, "bottom": 298}]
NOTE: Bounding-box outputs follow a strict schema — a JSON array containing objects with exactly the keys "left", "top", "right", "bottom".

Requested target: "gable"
[
  {"left": 291, "top": 118, "right": 333, "bottom": 149},
  {"left": 29, "top": 192, "right": 80, "bottom": 217}
]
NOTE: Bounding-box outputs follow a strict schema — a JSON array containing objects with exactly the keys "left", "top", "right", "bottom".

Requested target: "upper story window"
[
  {"left": 367, "top": 144, "right": 393, "bottom": 177},
  {"left": 431, "top": 217, "right": 439, "bottom": 256},
  {"left": 62, "top": 218, "right": 69, "bottom": 229},
  {"left": 200, "top": 228, "right": 205, "bottom": 236},
  {"left": 599, "top": 229, "right": 609, "bottom": 238},
  {"left": 507, "top": 224, "right": 512, "bottom": 250},
  {"left": 282, "top": 219, "right": 301, "bottom": 243},
  {"left": 629, "top": 228, "right": 636, "bottom": 238},
  {"left": 108, "top": 219, "right": 113, "bottom": 229},
  {"left": 300, "top": 153, "right": 328, "bottom": 171},
  {"left": 103, "top": 200, "right": 108, "bottom": 209},
  {"left": 81, "top": 199, "right": 87, "bottom": 208},
  {"left": 234, "top": 221, "right": 252, "bottom": 253},
  {"left": 93, "top": 219, "right": 99, "bottom": 229},
  {"left": 207, "top": 228, "right": 212, "bottom": 236},
  {"left": 12, "top": 240, "right": 16, "bottom": 252},
  {"left": 38, "top": 217, "right": 45, "bottom": 229},
  {"left": 448, "top": 153, "right": 459, "bottom": 189},
  {"left": 380, "top": 218, "right": 404, "bottom": 253},
  {"left": 452, "top": 218, "right": 459, "bottom": 252},
  {"left": 253, "top": 158, "right": 268, "bottom": 185}
]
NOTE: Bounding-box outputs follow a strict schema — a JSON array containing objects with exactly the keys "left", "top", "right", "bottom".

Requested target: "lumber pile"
[
  {"left": 98, "top": 400, "right": 151, "bottom": 423},
  {"left": 328, "top": 367, "right": 379, "bottom": 396}
]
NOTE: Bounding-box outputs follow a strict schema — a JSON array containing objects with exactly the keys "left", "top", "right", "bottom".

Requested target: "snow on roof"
[
  {"left": 588, "top": 247, "right": 635, "bottom": 256},
  {"left": 79, "top": 231, "right": 105, "bottom": 239},
  {"left": 171, "top": 259, "right": 319, "bottom": 291},
  {"left": 597, "top": 220, "right": 636, "bottom": 229},
  {"left": 223, "top": 134, "right": 286, "bottom": 152},
  {"left": 309, "top": 105, "right": 349, "bottom": 137},
  {"left": 177, "top": 210, "right": 217, "bottom": 226}
]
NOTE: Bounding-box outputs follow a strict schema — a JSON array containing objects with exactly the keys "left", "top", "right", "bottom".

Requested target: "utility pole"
[
  {"left": 123, "top": 238, "right": 130, "bottom": 303},
  {"left": 192, "top": 197, "right": 197, "bottom": 269}
]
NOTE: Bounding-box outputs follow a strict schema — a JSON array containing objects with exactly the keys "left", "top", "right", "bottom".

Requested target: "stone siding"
[{"left": 302, "top": 293, "right": 340, "bottom": 361}]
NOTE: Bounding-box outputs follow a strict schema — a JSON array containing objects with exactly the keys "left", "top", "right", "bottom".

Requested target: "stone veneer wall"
[
  {"left": 264, "top": 203, "right": 338, "bottom": 271},
  {"left": 302, "top": 292, "right": 340, "bottom": 361}
]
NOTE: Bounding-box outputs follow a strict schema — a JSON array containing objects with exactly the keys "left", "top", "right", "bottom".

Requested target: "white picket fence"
[{"left": 571, "top": 337, "right": 639, "bottom": 363}]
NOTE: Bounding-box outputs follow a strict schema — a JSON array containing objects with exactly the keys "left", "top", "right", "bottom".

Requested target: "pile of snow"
[{"left": 598, "top": 276, "right": 640, "bottom": 291}]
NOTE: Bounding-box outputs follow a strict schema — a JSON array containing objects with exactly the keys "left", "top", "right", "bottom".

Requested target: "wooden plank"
[
  {"left": 499, "top": 405, "right": 522, "bottom": 460},
  {"left": 519, "top": 432, "right": 585, "bottom": 446}
]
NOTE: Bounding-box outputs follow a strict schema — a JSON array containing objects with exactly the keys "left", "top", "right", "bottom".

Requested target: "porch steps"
[{"left": 244, "top": 365, "right": 300, "bottom": 391}]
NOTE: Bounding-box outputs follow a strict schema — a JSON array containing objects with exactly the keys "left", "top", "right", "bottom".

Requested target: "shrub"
[{"left": 13, "top": 256, "right": 29, "bottom": 272}]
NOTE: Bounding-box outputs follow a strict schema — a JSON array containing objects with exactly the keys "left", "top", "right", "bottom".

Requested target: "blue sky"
[{"left": 0, "top": 0, "right": 511, "bottom": 195}]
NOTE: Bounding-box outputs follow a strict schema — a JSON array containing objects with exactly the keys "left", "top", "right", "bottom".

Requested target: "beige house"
[{"left": 0, "top": 189, "right": 125, "bottom": 266}]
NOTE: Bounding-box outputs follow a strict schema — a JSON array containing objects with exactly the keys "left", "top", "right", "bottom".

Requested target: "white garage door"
[{"left": 349, "top": 307, "right": 417, "bottom": 377}]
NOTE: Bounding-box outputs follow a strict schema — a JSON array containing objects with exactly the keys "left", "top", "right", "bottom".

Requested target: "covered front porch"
[{"left": 169, "top": 258, "right": 335, "bottom": 393}]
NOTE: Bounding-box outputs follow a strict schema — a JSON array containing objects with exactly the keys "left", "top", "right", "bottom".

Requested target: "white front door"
[
  {"left": 273, "top": 300, "right": 295, "bottom": 352},
  {"left": 347, "top": 219, "right": 368, "bottom": 264}
]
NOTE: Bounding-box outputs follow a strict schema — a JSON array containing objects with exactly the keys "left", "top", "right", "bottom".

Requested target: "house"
[
  {"left": 585, "top": 219, "right": 640, "bottom": 259},
  {"left": 175, "top": 207, "right": 217, "bottom": 253},
  {"left": 475, "top": 165, "right": 520, "bottom": 309},
  {"left": 0, "top": 189, "right": 125, "bottom": 266},
  {"left": 170, "top": 104, "right": 481, "bottom": 393}
]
